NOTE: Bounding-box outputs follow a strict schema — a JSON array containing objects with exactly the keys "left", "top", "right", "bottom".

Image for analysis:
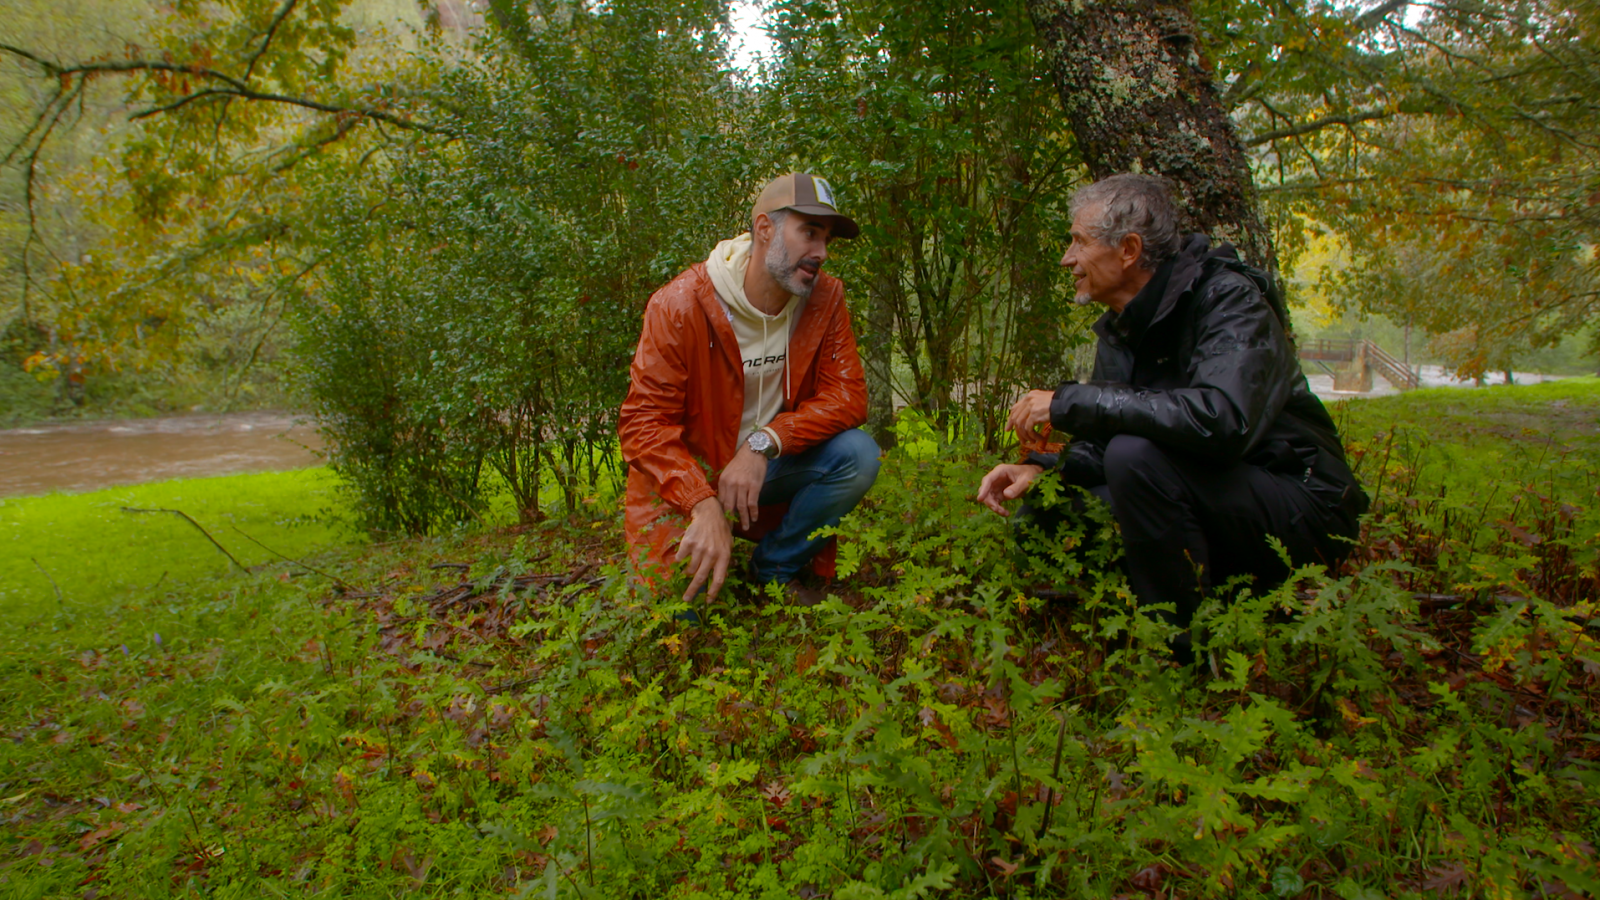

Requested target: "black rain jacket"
[{"left": 1030, "top": 234, "right": 1368, "bottom": 521}]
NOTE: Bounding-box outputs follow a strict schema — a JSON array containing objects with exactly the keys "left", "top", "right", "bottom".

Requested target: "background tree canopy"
[{"left": 2, "top": 0, "right": 1595, "bottom": 531}]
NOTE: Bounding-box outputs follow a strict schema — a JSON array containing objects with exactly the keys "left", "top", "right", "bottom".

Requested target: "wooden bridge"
[{"left": 1299, "top": 338, "right": 1420, "bottom": 391}]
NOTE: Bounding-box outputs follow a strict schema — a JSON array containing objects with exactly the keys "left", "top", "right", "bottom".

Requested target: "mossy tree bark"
[{"left": 1025, "top": 0, "right": 1272, "bottom": 270}]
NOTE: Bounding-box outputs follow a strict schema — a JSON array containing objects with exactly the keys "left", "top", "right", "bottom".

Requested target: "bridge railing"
[
  {"left": 1299, "top": 338, "right": 1359, "bottom": 361},
  {"left": 1362, "top": 340, "right": 1420, "bottom": 390},
  {"left": 1295, "top": 338, "right": 1420, "bottom": 390}
]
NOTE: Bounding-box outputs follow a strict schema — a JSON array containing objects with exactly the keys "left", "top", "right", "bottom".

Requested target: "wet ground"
[{"left": 0, "top": 412, "right": 324, "bottom": 498}]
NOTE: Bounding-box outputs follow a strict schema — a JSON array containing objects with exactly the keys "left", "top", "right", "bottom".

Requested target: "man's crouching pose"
[
  {"left": 619, "top": 173, "right": 880, "bottom": 602},
  {"left": 977, "top": 174, "right": 1367, "bottom": 653}
]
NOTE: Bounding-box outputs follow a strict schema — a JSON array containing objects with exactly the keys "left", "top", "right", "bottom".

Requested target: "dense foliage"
[
  {"left": 3, "top": 383, "right": 1597, "bottom": 897},
  {"left": 295, "top": 1, "right": 761, "bottom": 532},
  {"left": 3, "top": 0, "right": 1597, "bottom": 521},
  {"left": 765, "top": 0, "right": 1089, "bottom": 439},
  {"left": 1212, "top": 0, "right": 1600, "bottom": 373}
]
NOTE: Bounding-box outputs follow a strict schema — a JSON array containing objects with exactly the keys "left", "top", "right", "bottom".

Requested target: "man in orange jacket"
[{"left": 618, "top": 173, "right": 880, "bottom": 602}]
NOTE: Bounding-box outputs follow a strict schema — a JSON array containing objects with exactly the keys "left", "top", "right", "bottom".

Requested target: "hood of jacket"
[{"left": 705, "top": 233, "right": 801, "bottom": 324}]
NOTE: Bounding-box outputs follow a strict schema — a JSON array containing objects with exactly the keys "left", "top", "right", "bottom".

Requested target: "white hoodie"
[{"left": 706, "top": 233, "right": 804, "bottom": 452}]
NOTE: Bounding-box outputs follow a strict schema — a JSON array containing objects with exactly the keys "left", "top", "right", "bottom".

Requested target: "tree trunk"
[
  {"left": 1024, "top": 0, "right": 1272, "bottom": 270},
  {"left": 863, "top": 270, "right": 899, "bottom": 450}
]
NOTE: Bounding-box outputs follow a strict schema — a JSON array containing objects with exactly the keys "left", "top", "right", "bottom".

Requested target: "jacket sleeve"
[
  {"left": 1048, "top": 271, "right": 1295, "bottom": 464},
  {"left": 617, "top": 293, "right": 717, "bottom": 517},
  {"left": 1026, "top": 440, "right": 1107, "bottom": 488},
  {"left": 766, "top": 298, "right": 869, "bottom": 455}
]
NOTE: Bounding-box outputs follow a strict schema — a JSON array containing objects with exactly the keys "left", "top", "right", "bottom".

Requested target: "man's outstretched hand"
[
  {"left": 718, "top": 445, "right": 768, "bottom": 530},
  {"left": 1007, "top": 389, "right": 1054, "bottom": 443},
  {"left": 676, "top": 497, "right": 733, "bottom": 601},
  {"left": 977, "top": 463, "right": 1045, "bottom": 516}
]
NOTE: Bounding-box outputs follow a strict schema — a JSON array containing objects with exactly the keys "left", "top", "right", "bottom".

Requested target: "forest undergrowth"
[{"left": 3, "top": 382, "right": 1598, "bottom": 899}]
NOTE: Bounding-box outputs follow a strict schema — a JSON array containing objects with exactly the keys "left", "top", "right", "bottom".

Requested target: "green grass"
[
  {"left": 0, "top": 468, "right": 360, "bottom": 628},
  {"left": 1336, "top": 376, "right": 1600, "bottom": 461},
  {"left": 2, "top": 383, "right": 1597, "bottom": 898}
]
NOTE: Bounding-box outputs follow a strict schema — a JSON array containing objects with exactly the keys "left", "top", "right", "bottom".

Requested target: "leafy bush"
[{"left": 292, "top": 5, "right": 763, "bottom": 534}]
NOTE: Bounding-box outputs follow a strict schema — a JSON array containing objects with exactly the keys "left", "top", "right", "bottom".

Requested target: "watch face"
[{"left": 748, "top": 431, "right": 774, "bottom": 456}]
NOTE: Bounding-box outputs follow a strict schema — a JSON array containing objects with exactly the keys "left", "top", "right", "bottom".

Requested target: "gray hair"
[
  {"left": 754, "top": 207, "right": 789, "bottom": 233},
  {"left": 1069, "top": 174, "right": 1181, "bottom": 269}
]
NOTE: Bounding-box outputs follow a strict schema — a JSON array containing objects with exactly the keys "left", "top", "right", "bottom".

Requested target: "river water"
[{"left": 0, "top": 412, "right": 324, "bottom": 498}]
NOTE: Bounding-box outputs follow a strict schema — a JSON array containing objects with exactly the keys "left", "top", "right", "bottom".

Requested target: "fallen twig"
[
  {"left": 487, "top": 676, "right": 539, "bottom": 696},
  {"left": 121, "top": 507, "right": 249, "bottom": 574},
  {"left": 228, "top": 525, "right": 355, "bottom": 590},
  {"left": 31, "top": 557, "right": 65, "bottom": 608}
]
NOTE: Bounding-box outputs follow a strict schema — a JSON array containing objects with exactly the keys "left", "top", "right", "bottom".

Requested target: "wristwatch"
[{"left": 746, "top": 430, "right": 779, "bottom": 459}]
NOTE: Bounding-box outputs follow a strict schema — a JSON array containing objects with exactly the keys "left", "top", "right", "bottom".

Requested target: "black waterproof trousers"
[{"left": 1018, "top": 434, "right": 1361, "bottom": 629}]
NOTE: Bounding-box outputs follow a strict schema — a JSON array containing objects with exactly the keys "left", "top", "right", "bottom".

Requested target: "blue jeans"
[{"left": 748, "top": 428, "right": 880, "bottom": 583}]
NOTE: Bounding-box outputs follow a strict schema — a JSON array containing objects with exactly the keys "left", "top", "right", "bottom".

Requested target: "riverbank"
[
  {"left": 2, "top": 380, "right": 1597, "bottom": 898},
  {"left": 1306, "top": 363, "right": 1575, "bottom": 401}
]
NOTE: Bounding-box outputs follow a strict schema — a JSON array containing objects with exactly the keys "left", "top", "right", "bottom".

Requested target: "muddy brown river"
[{"left": 0, "top": 412, "right": 325, "bottom": 498}]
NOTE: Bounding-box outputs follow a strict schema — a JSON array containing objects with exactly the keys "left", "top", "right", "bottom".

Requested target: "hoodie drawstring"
[{"left": 759, "top": 315, "right": 767, "bottom": 432}]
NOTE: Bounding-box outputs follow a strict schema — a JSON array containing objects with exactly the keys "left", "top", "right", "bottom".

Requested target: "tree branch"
[
  {"left": 210, "top": 0, "right": 304, "bottom": 153},
  {"left": 13, "top": 78, "right": 87, "bottom": 319},
  {"left": 0, "top": 44, "right": 456, "bottom": 135},
  {"left": 129, "top": 89, "right": 235, "bottom": 119},
  {"left": 1222, "top": 1, "right": 1409, "bottom": 112},
  {"left": 1245, "top": 107, "right": 1395, "bottom": 146},
  {"left": 246, "top": 0, "right": 301, "bottom": 80},
  {"left": 1354, "top": 0, "right": 1410, "bottom": 32}
]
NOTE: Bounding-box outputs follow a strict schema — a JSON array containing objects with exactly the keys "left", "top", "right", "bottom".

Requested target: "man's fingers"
[
  {"left": 737, "top": 485, "right": 754, "bottom": 531},
  {"left": 977, "top": 473, "right": 999, "bottom": 502},
  {"left": 706, "top": 553, "right": 729, "bottom": 601},
  {"left": 981, "top": 490, "right": 1009, "bottom": 516},
  {"left": 977, "top": 471, "right": 1009, "bottom": 515},
  {"left": 682, "top": 558, "right": 708, "bottom": 603}
]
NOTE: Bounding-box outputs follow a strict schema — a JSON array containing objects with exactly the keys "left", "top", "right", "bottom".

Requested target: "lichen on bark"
[{"left": 1025, "top": 0, "right": 1273, "bottom": 273}]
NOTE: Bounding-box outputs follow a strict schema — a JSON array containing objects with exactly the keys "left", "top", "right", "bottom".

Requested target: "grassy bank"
[
  {"left": 2, "top": 383, "right": 1597, "bottom": 898},
  {"left": 0, "top": 468, "right": 359, "bottom": 628}
]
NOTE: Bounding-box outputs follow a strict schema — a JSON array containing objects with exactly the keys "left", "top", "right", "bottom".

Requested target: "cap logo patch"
[{"left": 813, "top": 177, "right": 836, "bottom": 209}]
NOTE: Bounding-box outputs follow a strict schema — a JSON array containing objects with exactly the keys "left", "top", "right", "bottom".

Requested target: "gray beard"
[{"left": 765, "top": 229, "right": 815, "bottom": 299}]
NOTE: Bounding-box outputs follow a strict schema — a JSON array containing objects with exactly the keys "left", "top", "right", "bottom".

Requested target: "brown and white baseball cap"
[{"left": 752, "top": 173, "right": 860, "bottom": 239}]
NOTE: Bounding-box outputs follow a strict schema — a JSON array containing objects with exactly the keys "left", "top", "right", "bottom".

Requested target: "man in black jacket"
[{"left": 977, "top": 174, "right": 1367, "bottom": 651}]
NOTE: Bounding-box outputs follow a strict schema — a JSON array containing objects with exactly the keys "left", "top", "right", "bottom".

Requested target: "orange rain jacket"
[{"left": 618, "top": 262, "right": 869, "bottom": 572}]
